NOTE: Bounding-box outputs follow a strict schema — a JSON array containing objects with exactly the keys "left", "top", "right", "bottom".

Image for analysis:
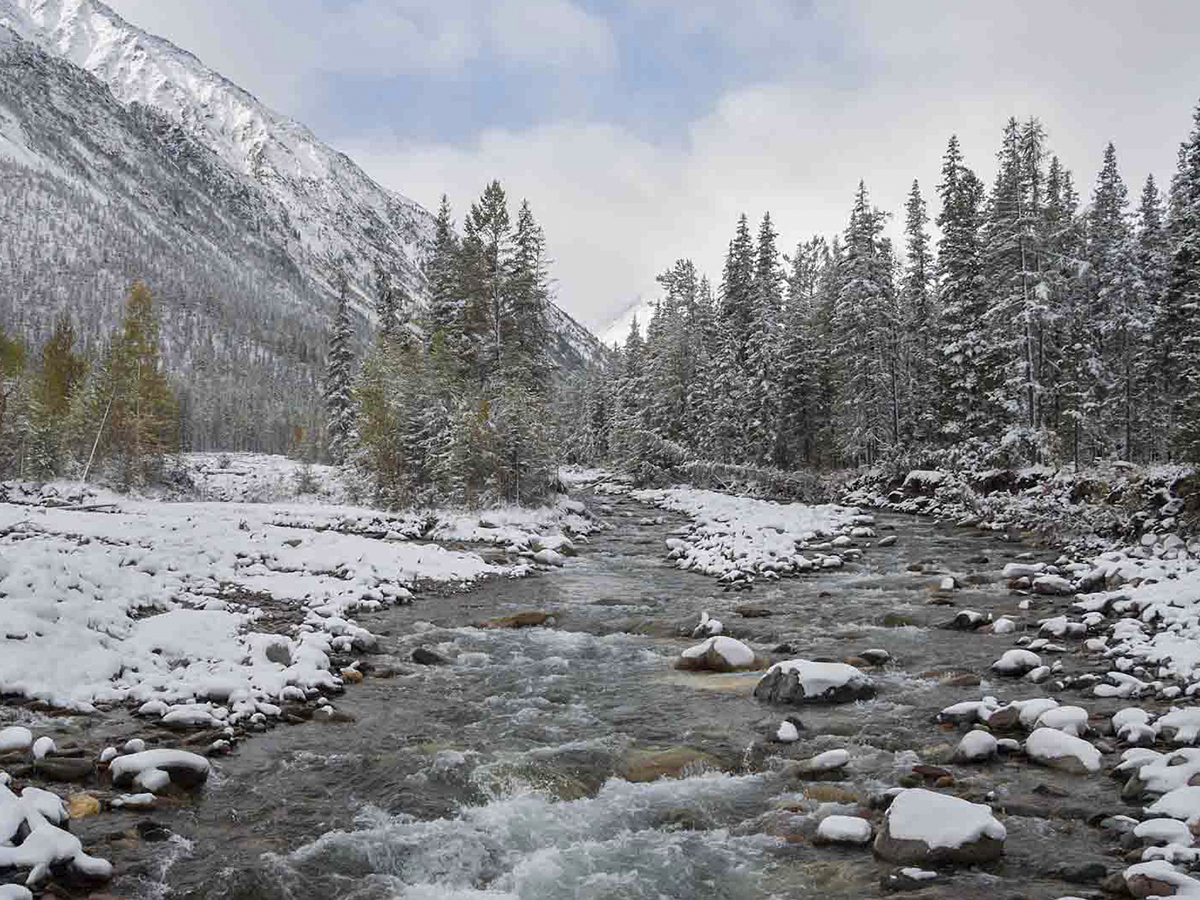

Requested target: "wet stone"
[{"left": 412, "top": 647, "right": 450, "bottom": 666}]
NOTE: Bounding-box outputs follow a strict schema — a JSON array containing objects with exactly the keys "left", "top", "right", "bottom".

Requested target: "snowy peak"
[{"left": 0, "top": 0, "right": 429, "bottom": 299}]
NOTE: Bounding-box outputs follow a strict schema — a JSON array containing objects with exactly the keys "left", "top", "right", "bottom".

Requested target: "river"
[{"left": 95, "top": 489, "right": 1129, "bottom": 900}]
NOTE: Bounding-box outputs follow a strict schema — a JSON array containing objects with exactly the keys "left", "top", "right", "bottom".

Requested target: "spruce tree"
[
  {"left": 324, "top": 274, "right": 356, "bottom": 464},
  {"left": 1136, "top": 174, "right": 1171, "bottom": 457},
  {"left": 1088, "top": 143, "right": 1144, "bottom": 459},
  {"left": 900, "top": 180, "right": 936, "bottom": 444},
  {"left": 1163, "top": 100, "right": 1200, "bottom": 460},
  {"left": 746, "top": 212, "right": 784, "bottom": 465},
  {"left": 935, "top": 136, "right": 988, "bottom": 444},
  {"left": 504, "top": 199, "right": 551, "bottom": 389}
]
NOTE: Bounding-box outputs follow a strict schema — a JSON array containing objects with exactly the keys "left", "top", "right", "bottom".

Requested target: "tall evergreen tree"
[
  {"left": 746, "top": 212, "right": 784, "bottom": 464},
  {"left": 324, "top": 273, "right": 356, "bottom": 464},
  {"left": 900, "top": 180, "right": 936, "bottom": 443},
  {"left": 935, "top": 136, "right": 989, "bottom": 444},
  {"left": 1163, "top": 100, "right": 1200, "bottom": 460}
]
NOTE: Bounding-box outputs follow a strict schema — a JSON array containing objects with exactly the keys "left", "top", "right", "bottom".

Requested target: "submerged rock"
[{"left": 617, "top": 747, "right": 722, "bottom": 783}]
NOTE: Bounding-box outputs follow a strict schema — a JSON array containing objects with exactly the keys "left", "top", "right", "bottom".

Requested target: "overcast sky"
[{"left": 106, "top": 0, "right": 1200, "bottom": 332}]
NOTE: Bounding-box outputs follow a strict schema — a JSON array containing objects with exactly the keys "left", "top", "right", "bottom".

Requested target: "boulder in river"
[
  {"left": 476, "top": 611, "right": 556, "bottom": 629},
  {"left": 617, "top": 747, "right": 723, "bottom": 783},
  {"left": 991, "top": 648, "right": 1042, "bottom": 676},
  {"left": 873, "top": 788, "right": 1006, "bottom": 865},
  {"left": 794, "top": 748, "right": 851, "bottom": 781},
  {"left": 952, "top": 730, "right": 998, "bottom": 763},
  {"left": 754, "top": 660, "right": 876, "bottom": 705},
  {"left": 674, "top": 636, "right": 766, "bottom": 673},
  {"left": 411, "top": 647, "right": 450, "bottom": 666},
  {"left": 1024, "top": 727, "right": 1102, "bottom": 774}
]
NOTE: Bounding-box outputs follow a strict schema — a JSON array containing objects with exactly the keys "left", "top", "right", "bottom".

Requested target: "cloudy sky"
[{"left": 106, "top": 0, "right": 1200, "bottom": 334}]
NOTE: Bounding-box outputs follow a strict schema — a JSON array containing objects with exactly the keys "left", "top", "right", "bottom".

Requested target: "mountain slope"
[
  {"left": 0, "top": 0, "right": 604, "bottom": 371},
  {"left": 0, "top": 0, "right": 603, "bottom": 453},
  {"left": 0, "top": 0, "right": 428, "bottom": 303}
]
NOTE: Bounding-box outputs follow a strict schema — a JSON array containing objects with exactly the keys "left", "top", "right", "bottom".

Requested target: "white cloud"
[{"left": 106, "top": 0, "right": 1200, "bottom": 334}]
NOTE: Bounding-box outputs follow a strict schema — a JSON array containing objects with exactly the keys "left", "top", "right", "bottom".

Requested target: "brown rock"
[
  {"left": 736, "top": 605, "right": 773, "bottom": 618},
  {"left": 617, "top": 748, "right": 722, "bottom": 783},
  {"left": 341, "top": 668, "right": 364, "bottom": 684},
  {"left": 1127, "top": 871, "right": 1179, "bottom": 898},
  {"left": 68, "top": 793, "right": 101, "bottom": 819},
  {"left": 477, "top": 611, "right": 556, "bottom": 629},
  {"left": 943, "top": 673, "right": 982, "bottom": 688}
]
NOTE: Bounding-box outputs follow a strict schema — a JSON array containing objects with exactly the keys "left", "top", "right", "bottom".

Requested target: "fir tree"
[
  {"left": 1164, "top": 100, "right": 1200, "bottom": 460},
  {"left": 746, "top": 212, "right": 783, "bottom": 465},
  {"left": 935, "top": 136, "right": 989, "bottom": 443},
  {"left": 900, "top": 180, "right": 937, "bottom": 443},
  {"left": 324, "top": 273, "right": 356, "bottom": 464}
]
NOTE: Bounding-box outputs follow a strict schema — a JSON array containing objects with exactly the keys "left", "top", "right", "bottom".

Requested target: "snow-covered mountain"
[
  {"left": 600, "top": 297, "right": 657, "bottom": 348},
  {"left": 0, "top": 0, "right": 602, "bottom": 448}
]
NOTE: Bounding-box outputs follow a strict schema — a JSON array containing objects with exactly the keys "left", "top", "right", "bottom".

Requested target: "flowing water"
[{"left": 99, "top": 492, "right": 1132, "bottom": 900}]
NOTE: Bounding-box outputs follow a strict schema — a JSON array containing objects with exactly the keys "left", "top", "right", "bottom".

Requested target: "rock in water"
[
  {"left": 952, "top": 730, "right": 998, "bottom": 763},
  {"left": 754, "top": 660, "right": 876, "bottom": 705},
  {"left": 675, "top": 636, "right": 765, "bottom": 673},
  {"left": 1024, "top": 728, "right": 1102, "bottom": 774},
  {"left": 795, "top": 748, "right": 851, "bottom": 780},
  {"left": 991, "top": 648, "right": 1042, "bottom": 676},
  {"left": 815, "top": 815, "right": 872, "bottom": 845},
  {"left": 873, "top": 788, "right": 1006, "bottom": 865},
  {"left": 411, "top": 647, "right": 450, "bottom": 666}
]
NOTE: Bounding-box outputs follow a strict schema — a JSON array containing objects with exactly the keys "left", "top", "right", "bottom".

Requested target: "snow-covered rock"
[
  {"left": 0, "top": 727, "right": 32, "bottom": 754},
  {"left": 1034, "top": 706, "right": 1090, "bottom": 737},
  {"left": 873, "top": 788, "right": 1006, "bottom": 865},
  {"left": 754, "top": 660, "right": 876, "bottom": 705},
  {"left": 1024, "top": 728, "right": 1102, "bottom": 774},
  {"left": 675, "top": 636, "right": 762, "bottom": 673},
  {"left": 109, "top": 750, "right": 211, "bottom": 791},
  {"left": 992, "top": 649, "right": 1042, "bottom": 676},
  {"left": 815, "top": 815, "right": 872, "bottom": 846},
  {"left": 952, "top": 730, "right": 998, "bottom": 763}
]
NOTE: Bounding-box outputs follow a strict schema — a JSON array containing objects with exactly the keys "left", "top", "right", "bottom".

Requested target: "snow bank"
[
  {"left": 0, "top": 489, "right": 503, "bottom": 712},
  {"left": 629, "top": 487, "right": 858, "bottom": 580}
]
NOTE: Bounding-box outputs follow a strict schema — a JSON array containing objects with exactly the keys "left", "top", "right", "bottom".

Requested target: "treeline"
[
  {"left": 334, "top": 181, "right": 560, "bottom": 508},
  {"left": 566, "top": 104, "right": 1200, "bottom": 479},
  {"left": 0, "top": 283, "right": 178, "bottom": 488}
]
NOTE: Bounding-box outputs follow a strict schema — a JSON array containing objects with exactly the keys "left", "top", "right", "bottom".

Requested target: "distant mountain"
[
  {"left": 600, "top": 297, "right": 657, "bottom": 348},
  {"left": 0, "top": 0, "right": 602, "bottom": 450}
]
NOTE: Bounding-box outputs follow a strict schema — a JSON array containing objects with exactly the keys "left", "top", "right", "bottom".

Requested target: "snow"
[
  {"left": 1135, "top": 818, "right": 1194, "bottom": 845},
  {"left": 1034, "top": 706, "right": 1090, "bottom": 736},
  {"left": 884, "top": 788, "right": 1006, "bottom": 848},
  {"left": 0, "top": 488, "right": 511, "bottom": 712},
  {"left": 1024, "top": 728, "right": 1102, "bottom": 773},
  {"left": 776, "top": 721, "right": 800, "bottom": 743},
  {"left": 1124, "top": 860, "right": 1200, "bottom": 896},
  {"left": 628, "top": 487, "right": 857, "bottom": 579},
  {"left": 0, "top": 780, "right": 111, "bottom": 885},
  {"left": 817, "top": 815, "right": 872, "bottom": 844},
  {"left": 954, "top": 730, "right": 998, "bottom": 762},
  {"left": 108, "top": 749, "right": 210, "bottom": 790},
  {"left": 0, "top": 728, "right": 31, "bottom": 754},
  {"left": 992, "top": 648, "right": 1042, "bottom": 675},
  {"left": 1147, "top": 786, "right": 1200, "bottom": 826},
  {"left": 30, "top": 737, "right": 54, "bottom": 761},
  {"left": 763, "top": 660, "right": 872, "bottom": 697},
  {"left": 680, "top": 636, "right": 755, "bottom": 668},
  {"left": 810, "top": 749, "right": 851, "bottom": 770}
]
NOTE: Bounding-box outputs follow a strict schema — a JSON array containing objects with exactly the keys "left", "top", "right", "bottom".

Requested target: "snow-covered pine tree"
[
  {"left": 504, "top": 199, "right": 552, "bottom": 390},
  {"left": 1088, "top": 143, "right": 1146, "bottom": 460},
  {"left": 324, "top": 273, "right": 356, "bottom": 464},
  {"left": 935, "top": 136, "right": 989, "bottom": 445},
  {"left": 900, "top": 180, "right": 937, "bottom": 444},
  {"left": 1136, "top": 174, "right": 1171, "bottom": 457},
  {"left": 1163, "top": 99, "right": 1200, "bottom": 461},
  {"left": 746, "top": 213, "right": 784, "bottom": 465},
  {"left": 719, "top": 214, "right": 756, "bottom": 363},
  {"left": 778, "top": 236, "right": 826, "bottom": 467},
  {"left": 833, "top": 181, "right": 894, "bottom": 464},
  {"left": 982, "top": 118, "right": 1050, "bottom": 453},
  {"left": 462, "top": 180, "right": 513, "bottom": 383}
]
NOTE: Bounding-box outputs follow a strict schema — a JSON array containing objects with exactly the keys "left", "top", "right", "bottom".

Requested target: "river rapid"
[{"left": 100, "top": 490, "right": 1132, "bottom": 900}]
